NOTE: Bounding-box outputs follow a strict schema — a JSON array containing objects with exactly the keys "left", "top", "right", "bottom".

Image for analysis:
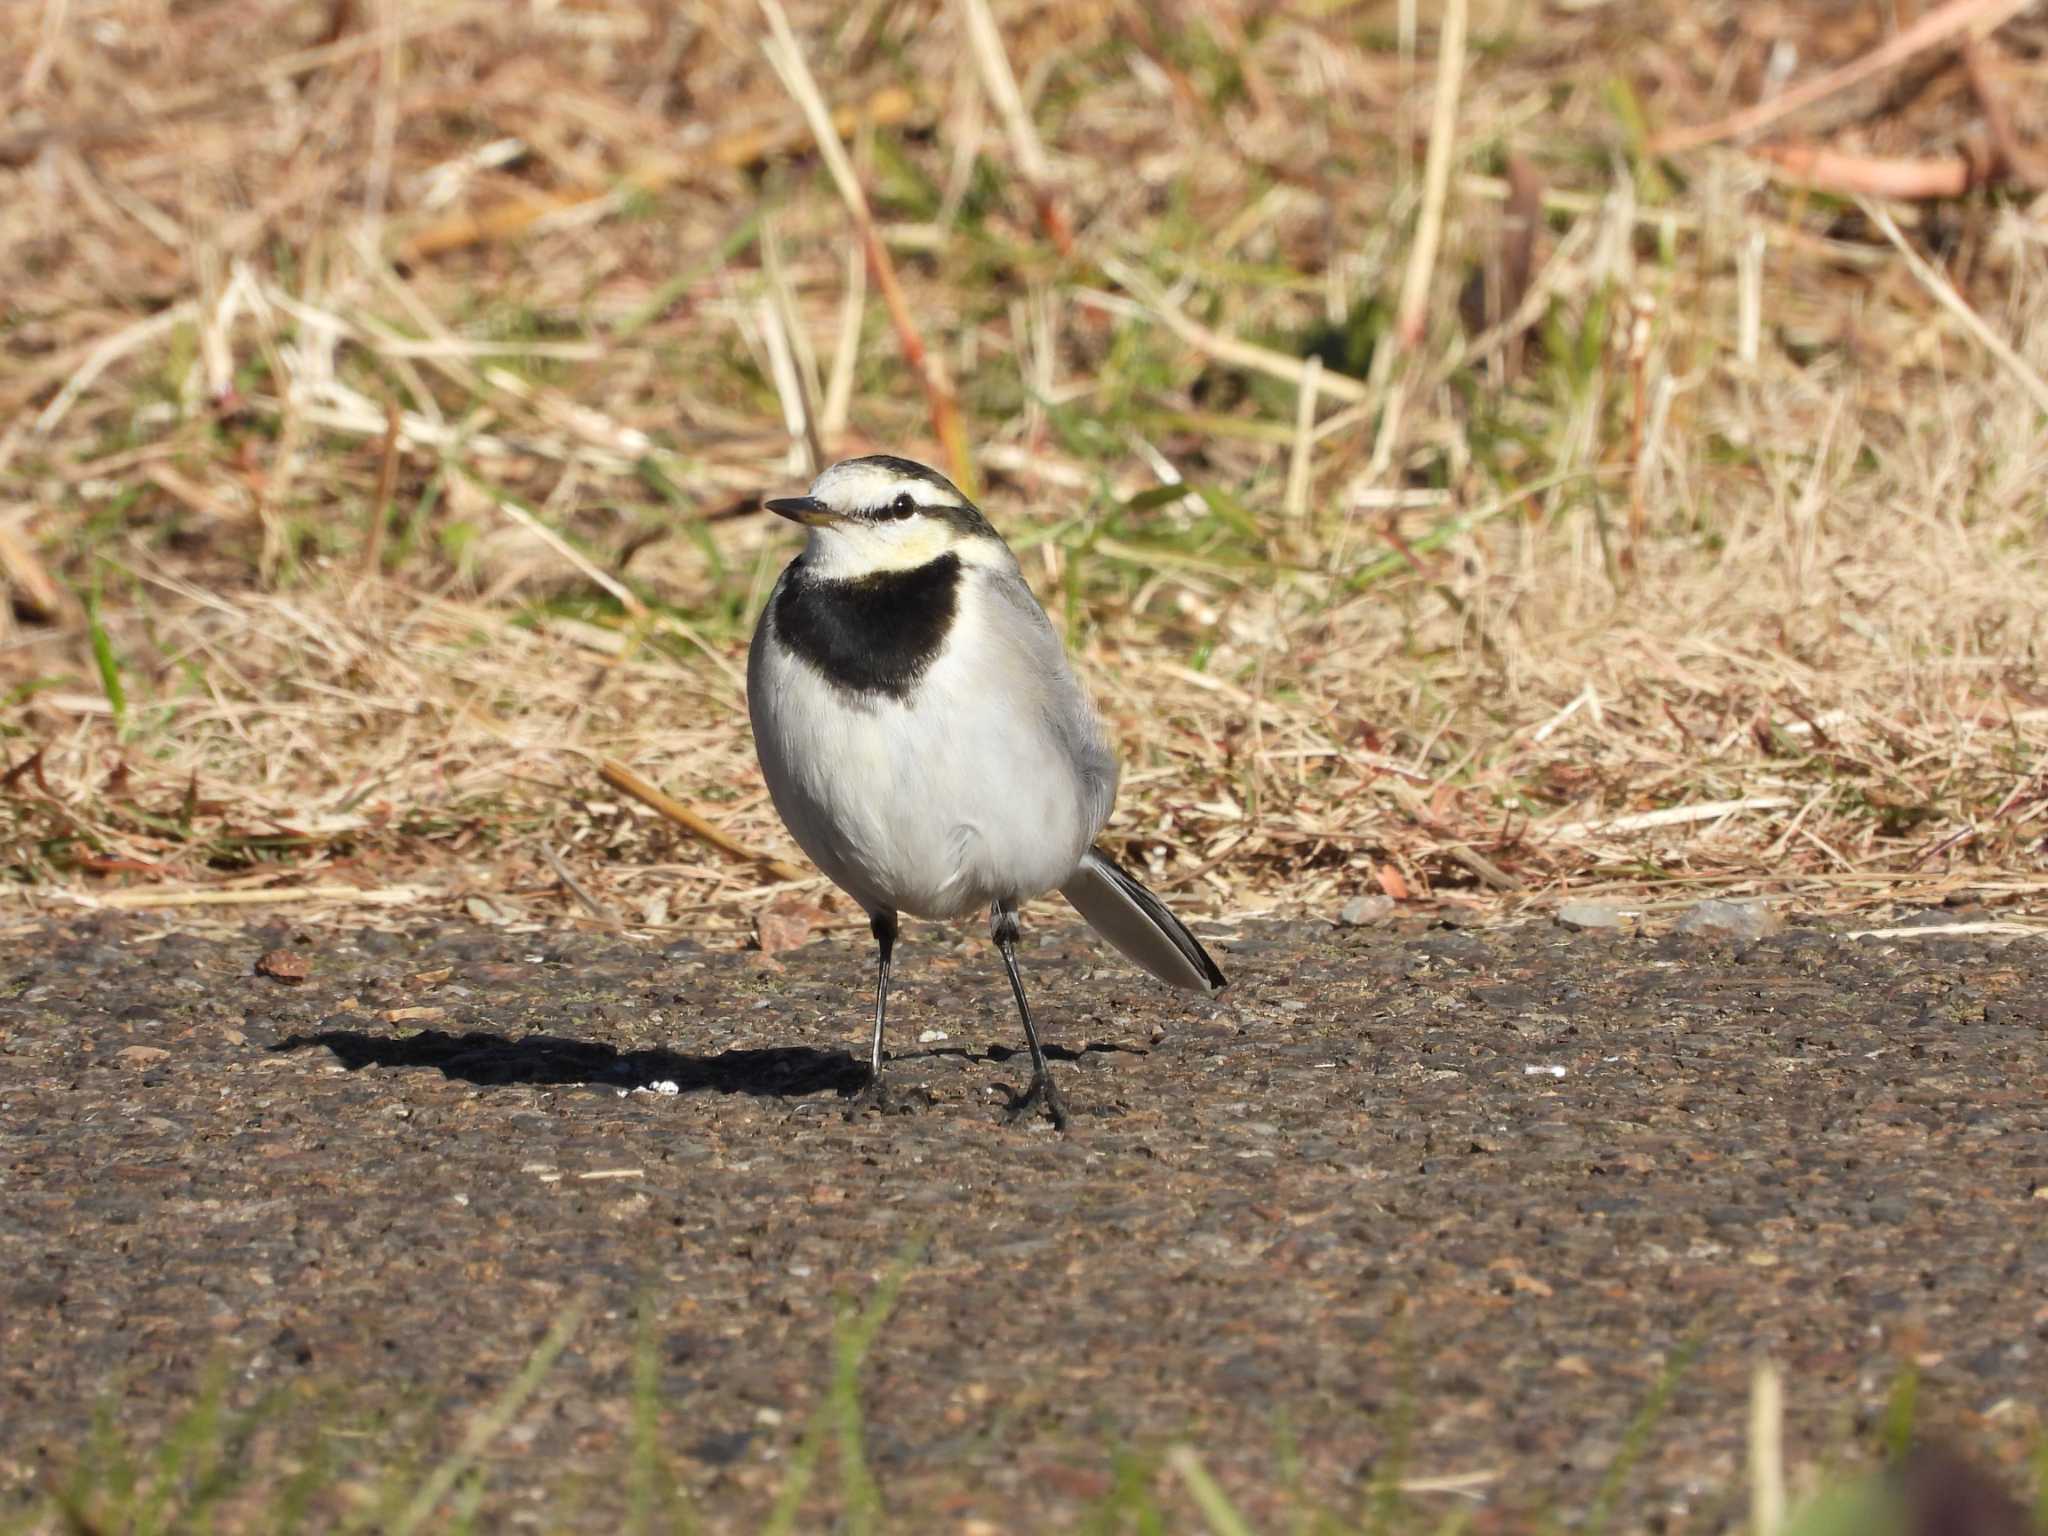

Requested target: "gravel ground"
[{"left": 2, "top": 905, "right": 2045, "bottom": 1530}]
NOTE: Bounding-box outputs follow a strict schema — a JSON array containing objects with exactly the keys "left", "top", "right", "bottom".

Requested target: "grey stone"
[
  {"left": 1335, "top": 895, "right": 1395, "bottom": 928},
  {"left": 1556, "top": 901, "right": 1626, "bottom": 932},
  {"left": 1674, "top": 899, "right": 1782, "bottom": 943}
]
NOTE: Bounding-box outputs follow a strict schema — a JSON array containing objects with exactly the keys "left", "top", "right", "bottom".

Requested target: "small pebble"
[
  {"left": 1556, "top": 901, "right": 1626, "bottom": 932},
  {"left": 1675, "top": 899, "right": 1781, "bottom": 943},
  {"left": 1335, "top": 894, "right": 1394, "bottom": 928}
]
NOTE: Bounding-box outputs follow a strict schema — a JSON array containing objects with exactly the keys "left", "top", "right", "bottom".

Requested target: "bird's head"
[{"left": 765, "top": 455, "right": 1001, "bottom": 579}]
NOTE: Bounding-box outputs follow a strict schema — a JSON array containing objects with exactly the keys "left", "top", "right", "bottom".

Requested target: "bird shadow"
[
  {"left": 270, "top": 1029, "right": 1150, "bottom": 1099},
  {"left": 270, "top": 1028, "right": 868, "bottom": 1098}
]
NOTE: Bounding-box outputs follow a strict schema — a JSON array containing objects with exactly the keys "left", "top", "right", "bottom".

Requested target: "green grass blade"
[
  {"left": 1167, "top": 1446, "right": 1253, "bottom": 1536},
  {"left": 762, "top": 1238, "right": 925, "bottom": 1536},
  {"left": 759, "top": 1386, "right": 833, "bottom": 1534},
  {"left": 1583, "top": 1333, "right": 1701, "bottom": 1536},
  {"left": 387, "top": 1290, "right": 592, "bottom": 1536},
  {"left": 627, "top": 1297, "right": 693, "bottom": 1536},
  {"left": 181, "top": 1382, "right": 290, "bottom": 1532},
  {"left": 1080, "top": 1445, "right": 1167, "bottom": 1535},
  {"left": 1363, "top": 1316, "right": 1418, "bottom": 1536},
  {"left": 63, "top": 1391, "right": 131, "bottom": 1524},
  {"left": 444, "top": 1469, "right": 487, "bottom": 1536},
  {"left": 1880, "top": 1367, "right": 1918, "bottom": 1463},
  {"left": 273, "top": 1401, "right": 339, "bottom": 1536},
  {"left": 1339, "top": 467, "right": 1606, "bottom": 593},
  {"left": 84, "top": 594, "right": 127, "bottom": 730},
  {"left": 132, "top": 1360, "right": 229, "bottom": 1536},
  {"left": 833, "top": 1295, "right": 882, "bottom": 1536}
]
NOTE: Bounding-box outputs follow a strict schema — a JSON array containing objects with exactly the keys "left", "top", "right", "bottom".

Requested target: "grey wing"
[{"left": 980, "top": 563, "right": 1119, "bottom": 836}]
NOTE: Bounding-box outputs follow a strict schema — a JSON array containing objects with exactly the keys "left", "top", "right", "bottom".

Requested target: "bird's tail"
[{"left": 1059, "top": 847, "right": 1227, "bottom": 993}]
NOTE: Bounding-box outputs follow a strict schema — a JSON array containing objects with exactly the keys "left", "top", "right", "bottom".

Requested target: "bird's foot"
[
  {"left": 845, "top": 1071, "right": 894, "bottom": 1117},
  {"left": 845, "top": 1072, "right": 933, "bottom": 1118},
  {"left": 1004, "top": 1071, "right": 1071, "bottom": 1132}
]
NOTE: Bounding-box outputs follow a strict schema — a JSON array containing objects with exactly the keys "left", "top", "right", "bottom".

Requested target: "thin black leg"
[
  {"left": 848, "top": 909, "right": 898, "bottom": 1113},
  {"left": 992, "top": 901, "right": 1069, "bottom": 1131},
  {"left": 868, "top": 908, "right": 896, "bottom": 1081}
]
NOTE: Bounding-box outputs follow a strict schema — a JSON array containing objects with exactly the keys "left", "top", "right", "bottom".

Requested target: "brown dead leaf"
[
  {"left": 380, "top": 1005, "right": 447, "bottom": 1024},
  {"left": 256, "top": 948, "right": 311, "bottom": 983},
  {"left": 753, "top": 898, "right": 830, "bottom": 955},
  {"left": 0, "top": 524, "right": 67, "bottom": 623}
]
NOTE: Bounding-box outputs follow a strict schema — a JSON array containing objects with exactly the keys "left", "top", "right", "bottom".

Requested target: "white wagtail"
[{"left": 747, "top": 454, "right": 1227, "bottom": 1129}]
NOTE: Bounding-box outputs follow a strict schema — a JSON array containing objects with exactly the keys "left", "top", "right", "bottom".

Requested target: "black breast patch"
[{"left": 772, "top": 554, "right": 962, "bottom": 700}]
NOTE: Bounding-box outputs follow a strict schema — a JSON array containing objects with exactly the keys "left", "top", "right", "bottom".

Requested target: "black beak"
[{"left": 764, "top": 496, "right": 840, "bottom": 526}]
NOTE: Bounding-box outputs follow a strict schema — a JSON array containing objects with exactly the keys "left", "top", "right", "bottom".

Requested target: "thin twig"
[
  {"left": 1962, "top": 36, "right": 2043, "bottom": 188},
  {"left": 954, "top": 0, "right": 1075, "bottom": 255},
  {"left": 599, "top": 759, "right": 810, "bottom": 884},
  {"left": 397, "top": 86, "right": 921, "bottom": 263},
  {"left": 27, "top": 302, "right": 199, "bottom": 440},
  {"left": 1429, "top": 217, "right": 1594, "bottom": 389},
  {"left": 757, "top": 294, "right": 823, "bottom": 476},
  {"left": 1749, "top": 1363, "right": 1785, "bottom": 1536},
  {"left": 361, "top": 399, "right": 401, "bottom": 581},
  {"left": 541, "top": 844, "right": 619, "bottom": 923},
  {"left": 759, "top": 216, "right": 825, "bottom": 473},
  {"left": 1625, "top": 290, "right": 1656, "bottom": 562},
  {"left": 21, "top": 0, "right": 69, "bottom": 98},
  {"left": 765, "top": 212, "right": 827, "bottom": 438},
  {"left": 362, "top": 0, "right": 401, "bottom": 245},
  {"left": 1284, "top": 356, "right": 1321, "bottom": 524},
  {"left": 758, "top": 0, "right": 975, "bottom": 494},
  {"left": 1754, "top": 144, "right": 1974, "bottom": 200},
  {"left": 1651, "top": 0, "right": 2034, "bottom": 154},
  {"left": 820, "top": 238, "right": 866, "bottom": 441},
  {"left": 1085, "top": 263, "right": 1370, "bottom": 403},
  {"left": 1856, "top": 195, "right": 2048, "bottom": 419},
  {"left": 61, "top": 884, "right": 435, "bottom": 911},
  {"left": 1393, "top": 0, "right": 1467, "bottom": 350},
  {"left": 483, "top": 488, "right": 649, "bottom": 619},
  {"left": 1549, "top": 797, "right": 1798, "bottom": 840}
]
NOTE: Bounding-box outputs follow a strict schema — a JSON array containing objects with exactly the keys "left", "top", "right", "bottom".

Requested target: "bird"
[{"left": 746, "top": 454, "right": 1227, "bottom": 1129}]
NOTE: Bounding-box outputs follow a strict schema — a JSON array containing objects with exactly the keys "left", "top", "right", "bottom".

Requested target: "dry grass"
[{"left": 2, "top": 0, "right": 2045, "bottom": 936}]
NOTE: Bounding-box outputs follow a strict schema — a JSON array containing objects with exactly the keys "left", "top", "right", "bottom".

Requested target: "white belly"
[{"left": 747, "top": 586, "right": 1106, "bottom": 920}]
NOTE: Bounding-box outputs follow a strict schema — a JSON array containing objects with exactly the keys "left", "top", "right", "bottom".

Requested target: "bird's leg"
[
  {"left": 849, "top": 908, "right": 897, "bottom": 1110},
  {"left": 869, "top": 908, "right": 897, "bottom": 1080},
  {"left": 992, "top": 901, "right": 1069, "bottom": 1131}
]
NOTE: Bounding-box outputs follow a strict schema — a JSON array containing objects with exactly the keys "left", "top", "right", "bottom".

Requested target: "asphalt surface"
[{"left": 2, "top": 905, "right": 2044, "bottom": 1530}]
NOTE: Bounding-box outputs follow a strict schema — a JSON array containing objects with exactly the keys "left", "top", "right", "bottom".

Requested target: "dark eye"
[{"left": 890, "top": 493, "right": 916, "bottom": 518}]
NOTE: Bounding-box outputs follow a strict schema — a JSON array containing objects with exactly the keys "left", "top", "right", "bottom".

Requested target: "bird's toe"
[{"left": 1003, "top": 1074, "right": 1071, "bottom": 1132}]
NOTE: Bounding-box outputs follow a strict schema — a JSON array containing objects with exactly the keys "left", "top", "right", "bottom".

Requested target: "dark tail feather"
[{"left": 1058, "top": 847, "right": 1227, "bottom": 993}]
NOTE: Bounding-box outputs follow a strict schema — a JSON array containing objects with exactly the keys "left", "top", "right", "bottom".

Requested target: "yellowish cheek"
[{"left": 861, "top": 521, "right": 958, "bottom": 572}]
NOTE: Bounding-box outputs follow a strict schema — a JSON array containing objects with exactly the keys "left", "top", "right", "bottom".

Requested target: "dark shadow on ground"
[
  {"left": 271, "top": 1029, "right": 869, "bottom": 1096},
  {"left": 271, "top": 1030, "right": 1152, "bottom": 1097},
  {"left": 980, "top": 1041, "right": 1151, "bottom": 1063}
]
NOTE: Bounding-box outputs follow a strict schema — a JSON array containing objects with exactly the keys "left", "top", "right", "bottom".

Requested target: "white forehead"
[{"left": 808, "top": 459, "right": 954, "bottom": 509}]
